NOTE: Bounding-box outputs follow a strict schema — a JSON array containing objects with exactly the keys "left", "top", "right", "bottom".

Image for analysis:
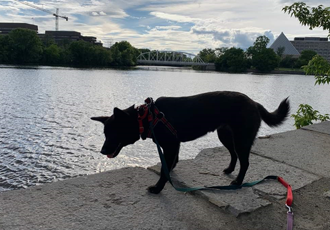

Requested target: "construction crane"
[{"left": 13, "top": 0, "right": 68, "bottom": 31}]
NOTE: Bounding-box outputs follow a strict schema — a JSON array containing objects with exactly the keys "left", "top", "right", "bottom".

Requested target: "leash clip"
[
  {"left": 285, "top": 204, "right": 293, "bottom": 213},
  {"left": 145, "top": 97, "right": 153, "bottom": 105}
]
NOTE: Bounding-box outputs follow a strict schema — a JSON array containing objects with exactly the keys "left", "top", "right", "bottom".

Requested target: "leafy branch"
[
  {"left": 283, "top": 2, "right": 330, "bottom": 35},
  {"left": 303, "top": 55, "right": 330, "bottom": 85},
  {"left": 291, "top": 104, "right": 329, "bottom": 129}
]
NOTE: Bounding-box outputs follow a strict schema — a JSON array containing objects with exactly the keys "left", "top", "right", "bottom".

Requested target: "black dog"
[{"left": 91, "top": 91, "right": 290, "bottom": 194}]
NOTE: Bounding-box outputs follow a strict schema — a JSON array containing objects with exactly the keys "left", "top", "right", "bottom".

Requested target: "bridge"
[{"left": 137, "top": 50, "right": 214, "bottom": 68}]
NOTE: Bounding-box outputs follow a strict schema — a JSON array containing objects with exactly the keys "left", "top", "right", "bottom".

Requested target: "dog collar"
[{"left": 137, "top": 103, "right": 152, "bottom": 139}]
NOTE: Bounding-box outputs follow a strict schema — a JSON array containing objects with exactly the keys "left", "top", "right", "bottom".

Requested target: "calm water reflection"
[{"left": 0, "top": 65, "right": 328, "bottom": 191}]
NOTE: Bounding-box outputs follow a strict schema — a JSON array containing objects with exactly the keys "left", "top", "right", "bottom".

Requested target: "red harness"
[{"left": 137, "top": 98, "right": 177, "bottom": 140}]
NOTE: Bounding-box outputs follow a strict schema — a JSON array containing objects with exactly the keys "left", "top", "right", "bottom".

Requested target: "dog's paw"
[
  {"left": 230, "top": 180, "right": 242, "bottom": 186},
  {"left": 223, "top": 167, "right": 234, "bottom": 174},
  {"left": 147, "top": 186, "right": 162, "bottom": 194}
]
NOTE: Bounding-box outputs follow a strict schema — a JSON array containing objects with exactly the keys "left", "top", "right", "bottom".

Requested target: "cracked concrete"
[{"left": 149, "top": 146, "right": 320, "bottom": 216}]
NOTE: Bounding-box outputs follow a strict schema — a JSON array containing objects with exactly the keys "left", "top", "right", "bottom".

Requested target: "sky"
[{"left": 0, "top": 0, "right": 329, "bottom": 54}]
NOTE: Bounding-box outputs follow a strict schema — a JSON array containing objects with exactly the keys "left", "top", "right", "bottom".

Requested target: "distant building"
[
  {"left": 270, "top": 32, "right": 330, "bottom": 62},
  {"left": 82, "top": 36, "right": 97, "bottom": 44},
  {"left": 0, "top": 22, "right": 102, "bottom": 46},
  {"left": 269, "top": 32, "right": 300, "bottom": 57},
  {"left": 0, "top": 22, "right": 38, "bottom": 35},
  {"left": 40, "top": 31, "right": 102, "bottom": 46},
  {"left": 291, "top": 37, "right": 330, "bottom": 62},
  {"left": 43, "top": 31, "right": 81, "bottom": 43}
]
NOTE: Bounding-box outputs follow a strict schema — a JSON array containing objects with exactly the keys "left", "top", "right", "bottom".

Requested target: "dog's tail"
[{"left": 257, "top": 97, "right": 290, "bottom": 127}]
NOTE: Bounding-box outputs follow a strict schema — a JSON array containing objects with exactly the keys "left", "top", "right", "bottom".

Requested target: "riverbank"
[
  {"left": 1, "top": 63, "right": 306, "bottom": 75},
  {"left": 1, "top": 121, "right": 330, "bottom": 229},
  {"left": 251, "top": 68, "right": 305, "bottom": 75}
]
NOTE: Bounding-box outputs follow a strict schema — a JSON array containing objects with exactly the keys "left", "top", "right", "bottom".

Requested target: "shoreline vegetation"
[
  {"left": 0, "top": 63, "right": 306, "bottom": 76},
  {"left": 0, "top": 28, "right": 319, "bottom": 74}
]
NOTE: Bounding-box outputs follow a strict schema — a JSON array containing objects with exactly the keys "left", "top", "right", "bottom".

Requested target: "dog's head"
[{"left": 91, "top": 106, "right": 139, "bottom": 158}]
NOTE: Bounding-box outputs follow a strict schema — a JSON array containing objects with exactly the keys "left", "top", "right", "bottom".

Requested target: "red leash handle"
[{"left": 278, "top": 176, "right": 293, "bottom": 207}]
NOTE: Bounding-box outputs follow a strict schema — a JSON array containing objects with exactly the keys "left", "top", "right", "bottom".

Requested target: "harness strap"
[
  {"left": 147, "top": 106, "right": 177, "bottom": 138},
  {"left": 137, "top": 104, "right": 149, "bottom": 136},
  {"left": 137, "top": 97, "right": 178, "bottom": 139}
]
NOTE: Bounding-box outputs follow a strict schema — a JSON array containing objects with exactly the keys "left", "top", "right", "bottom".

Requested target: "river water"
[{"left": 0, "top": 65, "right": 329, "bottom": 192}]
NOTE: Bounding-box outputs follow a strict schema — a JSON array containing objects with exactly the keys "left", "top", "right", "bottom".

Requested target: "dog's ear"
[
  {"left": 91, "top": 116, "right": 109, "bottom": 124},
  {"left": 113, "top": 107, "right": 129, "bottom": 119}
]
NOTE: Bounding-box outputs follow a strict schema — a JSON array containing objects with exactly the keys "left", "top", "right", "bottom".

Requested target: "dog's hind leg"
[
  {"left": 217, "top": 126, "right": 237, "bottom": 174},
  {"left": 148, "top": 142, "right": 180, "bottom": 194},
  {"left": 230, "top": 133, "right": 255, "bottom": 186}
]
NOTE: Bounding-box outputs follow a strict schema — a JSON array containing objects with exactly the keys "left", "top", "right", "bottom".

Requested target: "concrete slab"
[
  {"left": 302, "top": 121, "right": 330, "bottom": 135},
  {"left": 149, "top": 147, "right": 320, "bottom": 216},
  {"left": 252, "top": 128, "right": 330, "bottom": 177},
  {"left": 0, "top": 167, "right": 238, "bottom": 230}
]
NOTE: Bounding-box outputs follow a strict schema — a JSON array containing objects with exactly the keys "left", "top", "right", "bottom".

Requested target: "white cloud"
[
  {"left": 150, "top": 12, "right": 198, "bottom": 23},
  {"left": 155, "top": 25, "right": 181, "bottom": 30}
]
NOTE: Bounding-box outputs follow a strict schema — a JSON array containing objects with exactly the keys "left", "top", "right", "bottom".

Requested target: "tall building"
[
  {"left": 0, "top": 23, "right": 38, "bottom": 35},
  {"left": 291, "top": 37, "right": 330, "bottom": 62}
]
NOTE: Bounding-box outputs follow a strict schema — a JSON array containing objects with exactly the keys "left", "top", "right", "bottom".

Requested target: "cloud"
[
  {"left": 155, "top": 25, "right": 181, "bottom": 30},
  {"left": 150, "top": 12, "right": 198, "bottom": 23},
  {"left": 91, "top": 11, "right": 107, "bottom": 16},
  {"left": 192, "top": 26, "right": 276, "bottom": 49}
]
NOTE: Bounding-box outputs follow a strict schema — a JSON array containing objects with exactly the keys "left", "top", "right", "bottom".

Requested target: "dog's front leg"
[{"left": 148, "top": 142, "right": 180, "bottom": 194}]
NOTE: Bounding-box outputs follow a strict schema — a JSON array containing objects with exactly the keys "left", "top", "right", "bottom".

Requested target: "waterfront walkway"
[{"left": 1, "top": 122, "right": 330, "bottom": 229}]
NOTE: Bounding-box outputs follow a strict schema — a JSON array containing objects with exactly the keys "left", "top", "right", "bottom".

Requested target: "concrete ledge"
[
  {"left": 302, "top": 121, "right": 330, "bottom": 135},
  {"left": 252, "top": 125, "right": 330, "bottom": 178},
  {"left": 0, "top": 167, "right": 234, "bottom": 230}
]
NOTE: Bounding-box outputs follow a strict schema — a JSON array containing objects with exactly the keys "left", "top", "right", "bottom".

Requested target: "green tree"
[
  {"left": 42, "top": 44, "right": 60, "bottom": 65},
  {"left": 253, "top": 35, "right": 270, "bottom": 52},
  {"left": 59, "top": 48, "right": 72, "bottom": 65},
  {"left": 8, "top": 28, "right": 43, "bottom": 64},
  {"left": 295, "top": 50, "right": 317, "bottom": 68},
  {"left": 42, "top": 34, "right": 56, "bottom": 47},
  {"left": 247, "top": 36, "right": 279, "bottom": 72},
  {"left": 276, "top": 46, "right": 285, "bottom": 58},
  {"left": 138, "top": 48, "right": 151, "bottom": 54},
  {"left": 292, "top": 104, "right": 329, "bottom": 129},
  {"left": 69, "top": 41, "right": 115, "bottom": 66},
  {"left": 0, "top": 35, "right": 13, "bottom": 63},
  {"left": 110, "top": 45, "right": 122, "bottom": 66},
  {"left": 283, "top": 2, "right": 330, "bottom": 128},
  {"left": 91, "top": 45, "right": 112, "bottom": 66},
  {"left": 253, "top": 48, "right": 279, "bottom": 72},
  {"left": 197, "top": 48, "right": 217, "bottom": 63},
  {"left": 215, "top": 47, "right": 247, "bottom": 73},
  {"left": 110, "top": 41, "right": 139, "bottom": 66},
  {"left": 303, "top": 55, "right": 330, "bottom": 85},
  {"left": 279, "top": 55, "right": 298, "bottom": 68},
  {"left": 69, "top": 40, "right": 92, "bottom": 65}
]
